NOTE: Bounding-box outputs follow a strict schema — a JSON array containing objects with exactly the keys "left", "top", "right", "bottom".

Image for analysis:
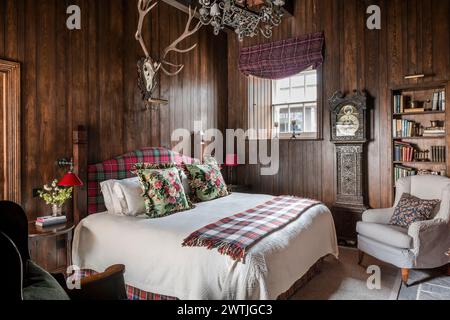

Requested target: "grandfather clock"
[{"left": 330, "top": 91, "right": 369, "bottom": 244}]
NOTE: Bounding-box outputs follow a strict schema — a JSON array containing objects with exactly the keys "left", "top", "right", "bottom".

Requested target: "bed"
[{"left": 70, "top": 127, "right": 338, "bottom": 300}]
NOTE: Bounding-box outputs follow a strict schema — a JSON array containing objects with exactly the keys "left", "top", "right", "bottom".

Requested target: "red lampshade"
[
  {"left": 225, "top": 154, "right": 239, "bottom": 167},
  {"left": 58, "top": 172, "right": 83, "bottom": 187}
]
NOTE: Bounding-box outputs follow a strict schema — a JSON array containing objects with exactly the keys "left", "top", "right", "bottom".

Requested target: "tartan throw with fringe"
[
  {"left": 239, "top": 32, "right": 324, "bottom": 80},
  {"left": 88, "top": 147, "right": 195, "bottom": 215},
  {"left": 182, "top": 196, "right": 322, "bottom": 261},
  {"left": 77, "top": 270, "right": 177, "bottom": 300}
]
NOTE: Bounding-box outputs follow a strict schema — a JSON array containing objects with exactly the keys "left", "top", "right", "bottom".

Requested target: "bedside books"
[{"left": 35, "top": 215, "right": 67, "bottom": 227}]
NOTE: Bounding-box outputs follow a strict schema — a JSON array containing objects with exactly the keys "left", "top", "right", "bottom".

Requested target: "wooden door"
[{"left": 0, "top": 59, "right": 21, "bottom": 203}]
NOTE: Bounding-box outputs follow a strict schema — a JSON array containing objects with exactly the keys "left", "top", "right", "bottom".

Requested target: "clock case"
[
  {"left": 329, "top": 91, "right": 369, "bottom": 244},
  {"left": 330, "top": 90, "right": 367, "bottom": 143}
]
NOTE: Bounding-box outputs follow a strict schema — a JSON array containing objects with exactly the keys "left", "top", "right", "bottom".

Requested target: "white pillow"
[
  {"left": 112, "top": 177, "right": 146, "bottom": 216},
  {"left": 100, "top": 180, "right": 122, "bottom": 214},
  {"left": 180, "top": 170, "right": 191, "bottom": 196}
]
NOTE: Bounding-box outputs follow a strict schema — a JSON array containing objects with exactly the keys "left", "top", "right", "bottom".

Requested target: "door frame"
[{"left": 0, "top": 59, "right": 21, "bottom": 203}]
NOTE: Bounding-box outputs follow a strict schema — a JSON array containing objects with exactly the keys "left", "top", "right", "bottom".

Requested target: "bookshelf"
[{"left": 391, "top": 83, "right": 448, "bottom": 190}]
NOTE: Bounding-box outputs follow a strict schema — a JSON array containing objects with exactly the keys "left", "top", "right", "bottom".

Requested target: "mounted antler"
[
  {"left": 135, "top": 0, "right": 202, "bottom": 103},
  {"left": 135, "top": 0, "right": 158, "bottom": 58},
  {"left": 160, "top": 7, "right": 202, "bottom": 76}
]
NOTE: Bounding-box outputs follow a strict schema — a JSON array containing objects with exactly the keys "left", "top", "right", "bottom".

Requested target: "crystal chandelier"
[{"left": 198, "top": 0, "right": 285, "bottom": 41}]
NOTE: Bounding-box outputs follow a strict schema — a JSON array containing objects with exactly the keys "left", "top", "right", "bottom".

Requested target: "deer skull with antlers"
[{"left": 136, "top": 0, "right": 202, "bottom": 103}]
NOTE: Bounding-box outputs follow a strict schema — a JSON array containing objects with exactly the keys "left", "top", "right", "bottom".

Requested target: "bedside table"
[{"left": 28, "top": 222, "right": 75, "bottom": 273}]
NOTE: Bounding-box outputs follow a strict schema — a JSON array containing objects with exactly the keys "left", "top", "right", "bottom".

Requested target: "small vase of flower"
[{"left": 38, "top": 180, "right": 73, "bottom": 217}]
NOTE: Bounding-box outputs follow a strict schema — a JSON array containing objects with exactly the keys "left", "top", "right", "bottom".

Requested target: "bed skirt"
[{"left": 77, "top": 256, "right": 327, "bottom": 300}]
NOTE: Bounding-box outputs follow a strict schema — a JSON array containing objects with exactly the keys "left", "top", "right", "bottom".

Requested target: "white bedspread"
[{"left": 72, "top": 193, "right": 338, "bottom": 300}]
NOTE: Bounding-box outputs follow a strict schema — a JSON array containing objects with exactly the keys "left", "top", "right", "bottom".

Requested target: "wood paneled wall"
[
  {"left": 0, "top": 0, "right": 227, "bottom": 270},
  {"left": 228, "top": 0, "right": 450, "bottom": 209}
]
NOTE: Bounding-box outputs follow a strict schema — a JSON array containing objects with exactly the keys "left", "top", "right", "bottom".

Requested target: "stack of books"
[
  {"left": 35, "top": 215, "right": 67, "bottom": 227},
  {"left": 394, "top": 165, "right": 417, "bottom": 183},
  {"left": 393, "top": 119, "right": 417, "bottom": 138},
  {"left": 431, "top": 146, "right": 446, "bottom": 163},
  {"left": 423, "top": 126, "right": 445, "bottom": 137},
  {"left": 432, "top": 91, "right": 446, "bottom": 111},
  {"left": 394, "top": 141, "right": 415, "bottom": 162}
]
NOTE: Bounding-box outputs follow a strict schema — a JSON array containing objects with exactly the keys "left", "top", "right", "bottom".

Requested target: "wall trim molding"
[{"left": 0, "top": 59, "right": 21, "bottom": 204}]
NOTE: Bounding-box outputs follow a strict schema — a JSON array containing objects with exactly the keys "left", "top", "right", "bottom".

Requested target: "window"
[{"left": 272, "top": 69, "right": 318, "bottom": 139}]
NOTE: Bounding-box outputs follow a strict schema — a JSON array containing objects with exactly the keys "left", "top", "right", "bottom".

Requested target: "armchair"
[
  {"left": 356, "top": 175, "right": 450, "bottom": 284},
  {"left": 0, "top": 201, "right": 127, "bottom": 300}
]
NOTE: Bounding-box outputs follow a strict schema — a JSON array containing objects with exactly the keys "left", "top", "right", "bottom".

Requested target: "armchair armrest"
[
  {"left": 0, "top": 232, "right": 24, "bottom": 300},
  {"left": 408, "top": 219, "right": 450, "bottom": 268},
  {"left": 66, "top": 264, "right": 127, "bottom": 300},
  {"left": 362, "top": 208, "right": 394, "bottom": 224}
]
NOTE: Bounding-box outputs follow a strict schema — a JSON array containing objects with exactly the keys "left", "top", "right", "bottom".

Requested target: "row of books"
[
  {"left": 393, "top": 119, "right": 417, "bottom": 138},
  {"left": 432, "top": 91, "right": 446, "bottom": 111},
  {"left": 394, "top": 142, "right": 415, "bottom": 162},
  {"left": 35, "top": 215, "right": 67, "bottom": 227},
  {"left": 393, "top": 95, "right": 407, "bottom": 114},
  {"left": 393, "top": 91, "right": 446, "bottom": 114},
  {"left": 431, "top": 146, "right": 446, "bottom": 163},
  {"left": 394, "top": 165, "right": 416, "bottom": 183}
]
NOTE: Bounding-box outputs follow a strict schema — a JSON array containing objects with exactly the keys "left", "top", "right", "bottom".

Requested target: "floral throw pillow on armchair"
[
  {"left": 135, "top": 165, "right": 192, "bottom": 218},
  {"left": 389, "top": 193, "right": 440, "bottom": 228},
  {"left": 185, "top": 156, "right": 229, "bottom": 202}
]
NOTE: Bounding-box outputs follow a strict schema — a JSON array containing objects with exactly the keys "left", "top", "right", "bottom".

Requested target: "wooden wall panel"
[
  {"left": 1, "top": 0, "right": 227, "bottom": 271},
  {"left": 228, "top": 0, "right": 450, "bottom": 209}
]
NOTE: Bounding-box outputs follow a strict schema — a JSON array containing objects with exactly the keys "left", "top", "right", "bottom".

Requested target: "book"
[
  {"left": 35, "top": 215, "right": 67, "bottom": 227},
  {"left": 442, "top": 91, "right": 446, "bottom": 111},
  {"left": 432, "top": 92, "right": 439, "bottom": 111},
  {"left": 404, "top": 108, "right": 425, "bottom": 113}
]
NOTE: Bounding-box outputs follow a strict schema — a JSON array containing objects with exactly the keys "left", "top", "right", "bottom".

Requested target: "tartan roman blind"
[{"left": 239, "top": 32, "right": 325, "bottom": 80}]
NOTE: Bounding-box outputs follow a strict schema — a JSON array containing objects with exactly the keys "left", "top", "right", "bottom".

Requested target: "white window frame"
[{"left": 271, "top": 69, "right": 319, "bottom": 140}]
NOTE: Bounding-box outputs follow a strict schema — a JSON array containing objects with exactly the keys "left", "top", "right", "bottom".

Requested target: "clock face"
[{"left": 336, "top": 104, "right": 360, "bottom": 137}]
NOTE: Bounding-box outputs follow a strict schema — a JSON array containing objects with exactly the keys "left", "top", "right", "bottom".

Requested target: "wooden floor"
[{"left": 398, "top": 269, "right": 450, "bottom": 300}]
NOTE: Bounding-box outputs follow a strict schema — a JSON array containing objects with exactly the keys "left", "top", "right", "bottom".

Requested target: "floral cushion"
[
  {"left": 134, "top": 165, "right": 191, "bottom": 218},
  {"left": 185, "top": 157, "right": 229, "bottom": 202},
  {"left": 390, "top": 193, "right": 440, "bottom": 228}
]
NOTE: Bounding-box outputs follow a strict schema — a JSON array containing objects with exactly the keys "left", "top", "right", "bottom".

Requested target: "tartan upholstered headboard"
[{"left": 87, "top": 147, "right": 195, "bottom": 215}]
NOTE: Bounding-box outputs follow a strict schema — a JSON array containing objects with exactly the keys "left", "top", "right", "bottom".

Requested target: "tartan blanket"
[{"left": 182, "top": 196, "right": 322, "bottom": 261}]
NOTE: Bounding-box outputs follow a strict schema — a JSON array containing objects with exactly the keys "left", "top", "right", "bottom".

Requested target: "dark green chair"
[{"left": 0, "top": 201, "right": 127, "bottom": 300}]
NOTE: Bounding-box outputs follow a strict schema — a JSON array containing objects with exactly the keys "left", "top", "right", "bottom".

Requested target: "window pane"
[
  {"left": 277, "top": 88, "right": 290, "bottom": 103},
  {"left": 305, "top": 73, "right": 317, "bottom": 86},
  {"left": 305, "top": 85, "right": 317, "bottom": 101},
  {"left": 278, "top": 78, "right": 290, "bottom": 88},
  {"left": 291, "top": 75, "right": 304, "bottom": 87},
  {"left": 290, "top": 106, "right": 304, "bottom": 132},
  {"left": 291, "top": 87, "right": 304, "bottom": 102},
  {"left": 274, "top": 106, "right": 290, "bottom": 134},
  {"left": 304, "top": 103, "right": 317, "bottom": 133}
]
